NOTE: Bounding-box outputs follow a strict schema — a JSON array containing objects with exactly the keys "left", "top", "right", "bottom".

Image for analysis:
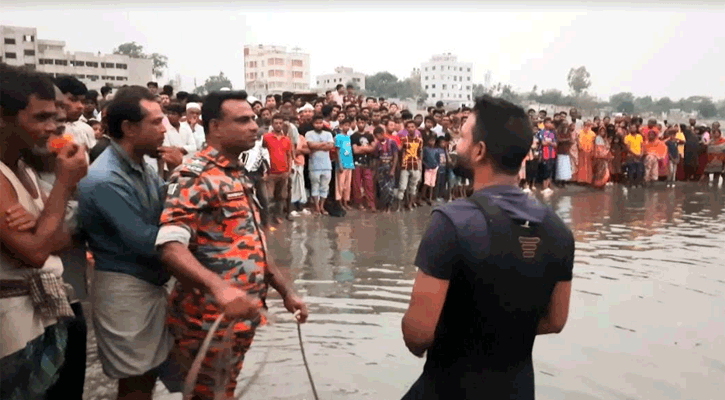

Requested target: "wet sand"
[{"left": 83, "top": 182, "right": 725, "bottom": 399}]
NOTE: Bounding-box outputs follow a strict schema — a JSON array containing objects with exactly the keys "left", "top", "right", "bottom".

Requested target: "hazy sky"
[{"left": 2, "top": 1, "right": 724, "bottom": 100}]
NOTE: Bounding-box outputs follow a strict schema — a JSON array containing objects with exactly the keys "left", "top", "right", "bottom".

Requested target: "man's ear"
[
  {"left": 120, "top": 120, "right": 135, "bottom": 139},
  {"left": 473, "top": 140, "right": 487, "bottom": 164}
]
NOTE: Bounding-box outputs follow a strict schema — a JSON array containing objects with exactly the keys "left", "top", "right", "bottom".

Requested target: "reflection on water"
[{"left": 84, "top": 183, "right": 725, "bottom": 399}]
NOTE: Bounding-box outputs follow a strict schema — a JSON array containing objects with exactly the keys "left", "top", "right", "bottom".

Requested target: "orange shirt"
[
  {"left": 578, "top": 129, "right": 596, "bottom": 153},
  {"left": 644, "top": 139, "right": 667, "bottom": 159}
]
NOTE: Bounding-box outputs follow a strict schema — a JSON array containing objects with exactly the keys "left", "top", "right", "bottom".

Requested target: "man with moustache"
[{"left": 402, "top": 96, "right": 575, "bottom": 400}]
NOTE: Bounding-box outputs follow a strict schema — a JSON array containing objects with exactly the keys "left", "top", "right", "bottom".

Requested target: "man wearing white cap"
[{"left": 180, "top": 102, "right": 205, "bottom": 151}]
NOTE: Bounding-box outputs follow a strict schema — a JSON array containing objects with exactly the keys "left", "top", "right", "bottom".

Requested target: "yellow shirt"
[
  {"left": 675, "top": 131, "right": 686, "bottom": 157},
  {"left": 625, "top": 134, "right": 644, "bottom": 156}
]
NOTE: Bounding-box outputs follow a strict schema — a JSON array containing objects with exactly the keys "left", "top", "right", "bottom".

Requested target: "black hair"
[
  {"left": 147, "top": 81, "right": 158, "bottom": 88},
  {"left": 373, "top": 126, "right": 384, "bottom": 135},
  {"left": 272, "top": 114, "right": 285, "bottom": 122},
  {"left": 187, "top": 94, "right": 203, "bottom": 103},
  {"left": 87, "top": 119, "right": 101, "bottom": 127},
  {"left": 176, "top": 91, "right": 189, "bottom": 102},
  {"left": 106, "top": 86, "right": 156, "bottom": 139},
  {"left": 86, "top": 90, "right": 99, "bottom": 103},
  {"left": 527, "top": 108, "right": 536, "bottom": 113},
  {"left": 282, "top": 91, "right": 294, "bottom": 101},
  {"left": 414, "top": 114, "right": 423, "bottom": 119},
  {"left": 345, "top": 104, "right": 356, "bottom": 111},
  {"left": 0, "top": 66, "right": 56, "bottom": 117},
  {"left": 366, "top": 97, "right": 375, "bottom": 102},
  {"left": 333, "top": 104, "right": 342, "bottom": 111},
  {"left": 53, "top": 75, "right": 88, "bottom": 96},
  {"left": 433, "top": 109, "right": 444, "bottom": 116},
  {"left": 165, "top": 102, "right": 185, "bottom": 115},
  {"left": 405, "top": 120, "right": 417, "bottom": 127},
  {"left": 336, "top": 84, "right": 344, "bottom": 90},
  {"left": 356, "top": 116, "right": 368, "bottom": 122},
  {"left": 321, "top": 104, "right": 334, "bottom": 118},
  {"left": 201, "top": 90, "right": 248, "bottom": 134},
  {"left": 378, "top": 97, "right": 385, "bottom": 102},
  {"left": 266, "top": 94, "right": 275, "bottom": 100},
  {"left": 538, "top": 110, "right": 547, "bottom": 115},
  {"left": 435, "top": 101, "right": 444, "bottom": 108},
  {"left": 461, "top": 106, "right": 471, "bottom": 112},
  {"left": 379, "top": 107, "right": 388, "bottom": 113},
  {"left": 312, "top": 114, "right": 324, "bottom": 123},
  {"left": 325, "top": 90, "right": 332, "bottom": 95},
  {"left": 314, "top": 99, "right": 324, "bottom": 106},
  {"left": 472, "top": 95, "right": 533, "bottom": 175},
  {"left": 100, "top": 86, "right": 112, "bottom": 96},
  {"left": 162, "top": 84, "right": 173, "bottom": 96},
  {"left": 346, "top": 84, "right": 354, "bottom": 89},
  {"left": 342, "top": 118, "right": 353, "bottom": 125},
  {"left": 543, "top": 117, "right": 553, "bottom": 123},
  {"left": 424, "top": 115, "right": 435, "bottom": 124},
  {"left": 274, "top": 94, "right": 281, "bottom": 105},
  {"left": 401, "top": 111, "right": 413, "bottom": 121}
]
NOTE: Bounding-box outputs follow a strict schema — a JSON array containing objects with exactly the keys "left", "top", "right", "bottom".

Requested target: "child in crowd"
[
  {"left": 435, "top": 136, "right": 450, "bottom": 201},
  {"left": 523, "top": 139, "right": 541, "bottom": 192},
  {"left": 421, "top": 135, "right": 440, "bottom": 205},
  {"left": 335, "top": 119, "right": 355, "bottom": 210},
  {"left": 665, "top": 130, "right": 680, "bottom": 187},
  {"left": 374, "top": 126, "right": 398, "bottom": 212},
  {"left": 88, "top": 119, "right": 103, "bottom": 140}
]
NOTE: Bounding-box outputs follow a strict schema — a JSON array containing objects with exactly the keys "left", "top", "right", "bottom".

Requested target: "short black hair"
[
  {"left": 100, "top": 86, "right": 112, "bottom": 96},
  {"left": 366, "top": 97, "right": 376, "bottom": 102},
  {"left": 0, "top": 66, "right": 55, "bottom": 117},
  {"left": 336, "top": 84, "right": 344, "bottom": 90},
  {"left": 424, "top": 115, "right": 435, "bottom": 124},
  {"left": 538, "top": 110, "right": 547, "bottom": 115},
  {"left": 345, "top": 104, "right": 356, "bottom": 111},
  {"left": 187, "top": 94, "right": 203, "bottom": 103},
  {"left": 333, "top": 104, "right": 342, "bottom": 111},
  {"left": 401, "top": 111, "right": 413, "bottom": 120},
  {"left": 86, "top": 90, "right": 99, "bottom": 102},
  {"left": 356, "top": 116, "right": 368, "bottom": 123},
  {"left": 162, "top": 84, "right": 173, "bottom": 96},
  {"left": 373, "top": 126, "right": 384, "bottom": 135},
  {"left": 165, "top": 102, "right": 185, "bottom": 115},
  {"left": 544, "top": 117, "right": 553, "bottom": 123},
  {"left": 266, "top": 94, "right": 275, "bottom": 100},
  {"left": 435, "top": 101, "right": 444, "bottom": 108},
  {"left": 378, "top": 97, "right": 385, "bottom": 102},
  {"left": 272, "top": 114, "right": 285, "bottom": 122},
  {"left": 54, "top": 75, "right": 88, "bottom": 96},
  {"left": 472, "top": 95, "right": 533, "bottom": 175},
  {"left": 87, "top": 119, "right": 101, "bottom": 127},
  {"left": 147, "top": 81, "right": 158, "bottom": 88},
  {"left": 433, "top": 109, "right": 444, "bottom": 116},
  {"left": 342, "top": 118, "right": 353, "bottom": 125},
  {"left": 312, "top": 115, "right": 324, "bottom": 123},
  {"left": 176, "top": 91, "right": 189, "bottom": 102},
  {"left": 346, "top": 84, "right": 354, "bottom": 89},
  {"left": 325, "top": 90, "right": 332, "bottom": 95},
  {"left": 106, "top": 86, "right": 156, "bottom": 139},
  {"left": 201, "top": 90, "right": 248, "bottom": 134},
  {"left": 321, "top": 104, "right": 334, "bottom": 118},
  {"left": 414, "top": 114, "right": 423, "bottom": 119}
]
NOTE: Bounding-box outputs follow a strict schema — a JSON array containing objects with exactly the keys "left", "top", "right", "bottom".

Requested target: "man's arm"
[
  {"left": 402, "top": 270, "right": 449, "bottom": 357},
  {"left": 537, "top": 281, "right": 572, "bottom": 335}
]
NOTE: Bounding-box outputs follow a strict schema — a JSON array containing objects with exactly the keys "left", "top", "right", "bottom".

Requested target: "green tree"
[
  {"left": 364, "top": 72, "right": 400, "bottom": 98},
  {"left": 609, "top": 92, "right": 635, "bottom": 112},
  {"left": 537, "top": 89, "right": 565, "bottom": 105},
  {"left": 634, "top": 96, "right": 653, "bottom": 112},
  {"left": 150, "top": 53, "right": 168, "bottom": 79},
  {"left": 697, "top": 98, "right": 717, "bottom": 118},
  {"left": 113, "top": 41, "right": 146, "bottom": 58},
  {"left": 567, "top": 66, "right": 591, "bottom": 96},
  {"left": 193, "top": 72, "right": 232, "bottom": 95}
]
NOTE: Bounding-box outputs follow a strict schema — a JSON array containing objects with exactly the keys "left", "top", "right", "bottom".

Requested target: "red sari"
[
  {"left": 576, "top": 129, "right": 595, "bottom": 184},
  {"left": 592, "top": 136, "right": 612, "bottom": 188}
]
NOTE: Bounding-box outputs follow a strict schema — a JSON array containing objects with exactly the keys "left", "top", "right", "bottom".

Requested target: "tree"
[
  {"left": 634, "top": 96, "right": 653, "bottom": 112},
  {"left": 364, "top": 72, "right": 401, "bottom": 98},
  {"left": 150, "top": 53, "right": 168, "bottom": 79},
  {"left": 609, "top": 92, "right": 635, "bottom": 112},
  {"left": 537, "top": 89, "right": 565, "bottom": 105},
  {"left": 114, "top": 42, "right": 169, "bottom": 80},
  {"left": 696, "top": 98, "right": 717, "bottom": 118},
  {"left": 567, "top": 66, "right": 591, "bottom": 96},
  {"left": 193, "top": 72, "right": 232, "bottom": 95},
  {"left": 113, "top": 42, "right": 145, "bottom": 58},
  {"left": 472, "top": 84, "right": 489, "bottom": 98}
]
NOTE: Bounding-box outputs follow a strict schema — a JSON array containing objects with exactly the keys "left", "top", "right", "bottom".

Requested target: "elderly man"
[{"left": 180, "top": 102, "right": 205, "bottom": 151}]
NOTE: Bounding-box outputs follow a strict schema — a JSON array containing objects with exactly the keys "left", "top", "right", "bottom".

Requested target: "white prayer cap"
[
  {"left": 220, "top": 87, "right": 231, "bottom": 91},
  {"left": 247, "top": 95, "right": 259, "bottom": 104},
  {"left": 297, "top": 103, "right": 314, "bottom": 113},
  {"left": 186, "top": 102, "right": 201, "bottom": 111}
]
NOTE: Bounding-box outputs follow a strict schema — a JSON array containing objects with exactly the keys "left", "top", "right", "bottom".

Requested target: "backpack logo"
[{"left": 519, "top": 236, "right": 541, "bottom": 259}]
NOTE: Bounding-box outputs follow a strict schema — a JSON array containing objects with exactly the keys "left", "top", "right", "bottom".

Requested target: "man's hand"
[
  {"left": 283, "top": 293, "right": 308, "bottom": 323},
  {"left": 55, "top": 143, "right": 88, "bottom": 188},
  {"left": 158, "top": 147, "right": 184, "bottom": 171},
  {"left": 4, "top": 204, "right": 37, "bottom": 232},
  {"left": 210, "top": 282, "right": 262, "bottom": 320}
]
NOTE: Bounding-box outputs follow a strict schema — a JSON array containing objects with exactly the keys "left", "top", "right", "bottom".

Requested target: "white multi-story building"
[
  {"left": 244, "top": 44, "right": 310, "bottom": 98},
  {"left": 1, "top": 25, "right": 154, "bottom": 91},
  {"left": 420, "top": 53, "right": 473, "bottom": 107},
  {"left": 315, "top": 66, "right": 365, "bottom": 91}
]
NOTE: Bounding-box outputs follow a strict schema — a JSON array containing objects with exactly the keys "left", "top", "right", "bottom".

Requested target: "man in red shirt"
[{"left": 263, "top": 115, "right": 294, "bottom": 223}]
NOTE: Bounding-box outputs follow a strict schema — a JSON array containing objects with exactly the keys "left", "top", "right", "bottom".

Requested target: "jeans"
[
  {"left": 626, "top": 161, "right": 645, "bottom": 184},
  {"left": 309, "top": 169, "right": 332, "bottom": 198},
  {"left": 397, "top": 169, "right": 422, "bottom": 200},
  {"left": 669, "top": 160, "right": 679, "bottom": 182}
]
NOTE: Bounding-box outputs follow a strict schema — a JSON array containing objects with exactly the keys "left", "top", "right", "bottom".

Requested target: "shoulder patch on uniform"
[{"left": 178, "top": 156, "right": 207, "bottom": 177}]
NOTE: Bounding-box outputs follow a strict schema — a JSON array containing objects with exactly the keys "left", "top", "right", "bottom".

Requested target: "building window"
[
  {"left": 467, "top": 77, "right": 471, "bottom": 81},
  {"left": 39, "top": 58, "right": 52, "bottom": 65},
  {"left": 292, "top": 59, "right": 303, "bottom": 67},
  {"left": 117, "top": 76, "right": 127, "bottom": 81},
  {"left": 87, "top": 75, "right": 98, "bottom": 80},
  {"left": 86, "top": 61, "right": 98, "bottom": 68},
  {"left": 260, "top": 72, "right": 264, "bottom": 77},
  {"left": 5, "top": 52, "right": 16, "bottom": 59},
  {"left": 54, "top": 59, "right": 68, "bottom": 66},
  {"left": 432, "top": 93, "right": 436, "bottom": 98},
  {"left": 75, "top": 74, "right": 86, "bottom": 79},
  {"left": 431, "top": 84, "right": 435, "bottom": 89},
  {"left": 353, "top": 77, "right": 360, "bottom": 82},
  {"left": 24, "top": 49, "right": 35, "bottom": 56},
  {"left": 442, "top": 84, "right": 447, "bottom": 90},
  {"left": 467, "top": 94, "right": 471, "bottom": 100},
  {"left": 23, "top": 35, "right": 34, "bottom": 42},
  {"left": 115, "top": 63, "right": 127, "bottom": 69},
  {"left": 432, "top": 66, "right": 436, "bottom": 70},
  {"left": 4, "top": 38, "right": 15, "bottom": 45},
  {"left": 268, "top": 58, "right": 274, "bottom": 65},
  {"left": 453, "top": 76, "right": 457, "bottom": 81},
  {"left": 466, "top": 85, "right": 471, "bottom": 90},
  {"left": 467, "top": 68, "right": 471, "bottom": 72},
  {"left": 293, "top": 71, "right": 303, "bottom": 78},
  {"left": 317, "top": 81, "right": 320, "bottom": 85},
  {"left": 425, "top": 85, "right": 428, "bottom": 89}
]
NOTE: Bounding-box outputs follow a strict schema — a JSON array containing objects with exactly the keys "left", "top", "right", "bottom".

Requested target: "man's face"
[
  {"left": 266, "top": 97, "right": 277, "bottom": 109},
  {"left": 433, "top": 113, "right": 442, "bottom": 123},
  {"left": 362, "top": 108, "right": 370, "bottom": 118},
  {"left": 341, "top": 122, "right": 351, "bottom": 132},
  {"left": 167, "top": 112, "right": 182, "bottom": 126},
  {"left": 386, "top": 121, "right": 396, "bottom": 133},
  {"left": 91, "top": 123, "right": 103, "bottom": 139},
  {"left": 131, "top": 100, "right": 166, "bottom": 156},
  {"left": 148, "top": 85, "right": 158, "bottom": 95},
  {"left": 455, "top": 114, "right": 478, "bottom": 181},
  {"left": 372, "top": 111, "right": 381, "bottom": 123},
  {"left": 347, "top": 107, "right": 357, "bottom": 118},
  {"left": 337, "top": 113, "right": 346, "bottom": 122},
  {"left": 538, "top": 111, "right": 546, "bottom": 119},
  {"left": 253, "top": 103, "right": 262, "bottom": 114},
  {"left": 313, "top": 119, "right": 324, "bottom": 131},
  {"left": 302, "top": 109, "right": 314, "bottom": 121},
  {"left": 83, "top": 99, "right": 96, "bottom": 115},
  {"left": 366, "top": 99, "right": 374, "bottom": 108},
  {"left": 390, "top": 104, "right": 398, "bottom": 114},
  {"left": 405, "top": 122, "right": 416, "bottom": 133},
  {"left": 187, "top": 109, "right": 201, "bottom": 126},
  {"left": 61, "top": 93, "right": 84, "bottom": 122},
  {"left": 357, "top": 120, "right": 366, "bottom": 131},
  {"left": 425, "top": 119, "right": 435, "bottom": 130},
  {"left": 689, "top": 118, "right": 696, "bottom": 126},
  {"left": 347, "top": 88, "right": 354, "bottom": 96},
  {"left": 545, "top": 120, "right": 554, "bottom": 130},
  {"left": 331, "top": 109, "right": 339, "bottom": 120},
  {"left": 414, "top": 116, "right": 423, "bottom": 126},
  {"left": 314, "top": 103, "right": 323, "bottom": 114},
  {"left": 214, "top": 100, "right": 258, "bottom": 154},
  {"left": 338, "top": 87, "right": 345, "bottom": 95},
  {"left": 159, "top": 94, "right": 170, "bottom": 107},
  {"left": 272, "top": 118, "right": 284, "bottom": 133},
  {"left": 648, "top": 120, "right": 656, "bottom": 128},
  {"left": 442, "top": 117, "right": 451, "bottom": 129},
  {"left": 13, "top": 95, "right": 58, "bottom": 149},
  {"left": 260, "top": 110, "right": 271, "bottom": 123}
]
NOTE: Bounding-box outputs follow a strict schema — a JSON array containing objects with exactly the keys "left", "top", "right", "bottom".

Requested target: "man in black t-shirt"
[
  {"left": 350, "top": 116, "right": 377, "bottom": 211},
  {"left": 402, "top": 95, "right": 575, "bottom": 400}
]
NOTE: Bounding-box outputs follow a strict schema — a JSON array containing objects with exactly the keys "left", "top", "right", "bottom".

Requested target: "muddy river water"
[{"left": 82, "top": 183, "right": 725, "bottom": 400}]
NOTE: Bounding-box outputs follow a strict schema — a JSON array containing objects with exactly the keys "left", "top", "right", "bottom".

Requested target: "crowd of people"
[{"left": 522, "top": 108, "right": 725, "bottom": 193}]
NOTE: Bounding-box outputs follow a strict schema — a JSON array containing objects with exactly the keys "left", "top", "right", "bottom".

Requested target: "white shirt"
[
  {"left": 181, "top": 122, "right": 206, "bottom": 151},
  {"left": 431, "top": 124, "right": 444, "bottom": 135},
  {"left": 331, "top": 92, "right": 344, "bottom": 106},
  {"left": 164, "top": 123, "right": 197, "bottom": 156},
  {"left": 67, "top": 120, "right": 97, "bottom": 150}
]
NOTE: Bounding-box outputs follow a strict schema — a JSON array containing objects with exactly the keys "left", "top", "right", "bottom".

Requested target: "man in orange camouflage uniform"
[{"left": 155, "top": 90, "right": 308, "bottom": 399}]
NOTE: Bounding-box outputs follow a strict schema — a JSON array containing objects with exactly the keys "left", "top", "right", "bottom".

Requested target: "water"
[{"left": 83, "top": 183, "right": 725, "bottom": 399}]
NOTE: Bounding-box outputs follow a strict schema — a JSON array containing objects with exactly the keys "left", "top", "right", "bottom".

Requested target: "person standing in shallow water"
[{"left": 401, "top": 95, "right": 575, "bottom": 400}]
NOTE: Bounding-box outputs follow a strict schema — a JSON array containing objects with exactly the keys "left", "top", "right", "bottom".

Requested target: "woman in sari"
[
  {"left": 576, "top": 121, "right": 595, "bottom": 185},
  {"left": 592, "top": 126, "right": 612, "bottom": 188},
  {"left": 609, "top": 127, "right": 627, "bottom": 183},
  {"left": 683, "top": 125, "right": 700, "bottom": 181},
  {"left": 643, "top": 130, "right": 667, "bottom": 186},
  {"left": 704, "top": 128, "right": 725, "bottom": 185}
]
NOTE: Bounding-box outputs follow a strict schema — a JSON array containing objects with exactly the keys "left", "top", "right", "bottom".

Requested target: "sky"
[{"left": 2, "top": 1, "right": 724, "bottom": 101}]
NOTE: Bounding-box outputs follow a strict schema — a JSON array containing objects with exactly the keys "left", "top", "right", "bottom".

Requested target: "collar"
[
  {"left": 109, "top": 140, "right": 146, "bottom": 175},
  {"left": 197, "top": 144, "right": 237, "bottom": 169}
]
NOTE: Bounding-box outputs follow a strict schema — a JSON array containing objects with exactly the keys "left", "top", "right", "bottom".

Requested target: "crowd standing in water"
[{"left": 0, "top": 61, "right": 719, "bottom": 400}]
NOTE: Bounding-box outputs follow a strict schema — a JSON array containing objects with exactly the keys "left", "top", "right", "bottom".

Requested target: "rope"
[{"left": 295, "top": 310, "right": 320, "bottom": 400}]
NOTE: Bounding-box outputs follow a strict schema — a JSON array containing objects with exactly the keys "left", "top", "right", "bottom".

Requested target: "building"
[
  {"left": 1, "top": 25, "right": 154, "bottom": 91},
  {"left": 244, "top": 44, "right": 310, "bottom": 98},
  {"left": 420, "top": 53, "right": 473, "bottom": 107},
  {"left": 315, "top": 66, "right": 365, "bottom": 91}
]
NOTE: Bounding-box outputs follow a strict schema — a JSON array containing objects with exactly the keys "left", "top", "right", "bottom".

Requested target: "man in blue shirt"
[
  {"left": 77, "top": 86, "right": 182, "bottom": 400},
  {"left": 335, "top": 119, "right": 355, "bottom": 210}
]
